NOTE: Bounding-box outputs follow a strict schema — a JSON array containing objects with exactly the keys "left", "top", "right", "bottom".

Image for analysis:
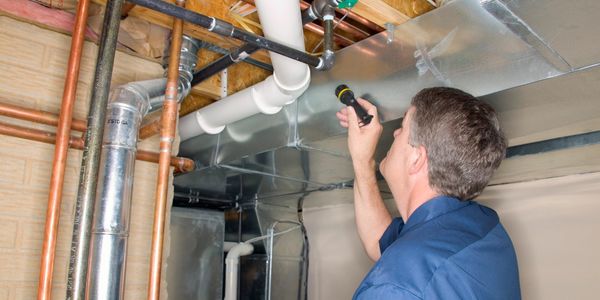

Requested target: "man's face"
[{"left": 380, "top": 106, "right": 415, "bottom": 192}]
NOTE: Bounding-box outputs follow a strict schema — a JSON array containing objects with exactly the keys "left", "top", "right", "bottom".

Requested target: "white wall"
[
  {"left": 479, "top": 172, "right": 600, "bottom": 300},
  {"left": 303, "top": 172, "right": 600, "bottom": 299}
]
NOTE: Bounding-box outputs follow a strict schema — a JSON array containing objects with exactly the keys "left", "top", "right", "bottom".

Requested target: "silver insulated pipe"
[{"left": 86, "top": 36, "right": 200, "bottom": 299}]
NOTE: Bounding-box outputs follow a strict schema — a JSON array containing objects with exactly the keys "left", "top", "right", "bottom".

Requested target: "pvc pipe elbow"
[
  {"left": 226, "top": 242, "right": 254, "bottom": 262},
  {"left": 272, "top": 64, "right": 311, "bottom": 100}
]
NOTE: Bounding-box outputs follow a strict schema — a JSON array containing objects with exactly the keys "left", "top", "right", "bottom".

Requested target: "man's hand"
[{"left": 336, "top": 98, "right": 383, "bottom": 169}]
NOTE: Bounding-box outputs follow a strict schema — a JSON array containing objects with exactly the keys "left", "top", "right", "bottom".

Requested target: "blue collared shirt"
[{"left": 353, "top": 196, "right": 520, "bottom": 299}]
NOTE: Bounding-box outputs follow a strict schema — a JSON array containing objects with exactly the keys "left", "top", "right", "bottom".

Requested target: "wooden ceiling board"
[{"left": 90, "top": 0, "right": 272, "bottom": 64}]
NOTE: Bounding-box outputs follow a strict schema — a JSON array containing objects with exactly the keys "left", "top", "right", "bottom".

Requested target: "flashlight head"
[{"left": 335, "top": 84, "right": 351, "bottom": 99}]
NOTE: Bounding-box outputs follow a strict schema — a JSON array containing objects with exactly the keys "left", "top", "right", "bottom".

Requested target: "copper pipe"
[
  {"left": 147, "top": 0, "right": 185, "bottom": 298},
  {"left": 0, "top": 100, "right": 163, "bottom": 140},
  {"left": 139, "top": 119, "right": 161, "bottom": 139},
  {"left": 336, "top": 7, "right": 384, "bottom": 32},
  {"left": 0, "top": 121, "right": 194, "bottom": 173},
  {"left": 0, "top": 121, "right": 84, "bottom": 149},
  {"left": 0, "top": 102, "right": 87, "bottom": 132},
  {"left": 136, "top": 149, "right": 195, "bottom": 174},
  {"left": 38, "top": 0, "right": 90, "bottom": 299},
  {"left": 332, "top": 16, "right": 370, "bottom": 40}
]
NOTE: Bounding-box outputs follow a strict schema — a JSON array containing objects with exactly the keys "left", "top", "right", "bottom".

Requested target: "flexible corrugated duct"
[{"left": 178, "top": 0, "right": 310, "bottom": 139}]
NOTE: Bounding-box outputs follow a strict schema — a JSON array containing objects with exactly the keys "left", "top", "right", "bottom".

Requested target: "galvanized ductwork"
[
  {"left": 86, "top": 36, "right": 200, "bottom": 299},
  {"left": 173, "top": 2, "right": 600, "bottom": 297}
]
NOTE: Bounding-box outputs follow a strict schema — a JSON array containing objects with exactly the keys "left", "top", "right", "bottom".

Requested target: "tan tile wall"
[{"left": 0, "top": 16, "right": 173, "bottom": 299}]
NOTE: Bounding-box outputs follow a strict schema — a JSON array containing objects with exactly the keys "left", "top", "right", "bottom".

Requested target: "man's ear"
[{"left": 409, "top": 145, "right": 427, "bottom": 175}]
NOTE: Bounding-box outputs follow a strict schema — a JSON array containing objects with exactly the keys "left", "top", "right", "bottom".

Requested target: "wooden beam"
[
  {"left": 191, "top": 81, "right": 220, "bottom": 99},
  {"left": 91, "top": 0, "right": 271, "bottom": 64},
  {"left": 351, "top": 0, "right": 411, "bottom": 27}
]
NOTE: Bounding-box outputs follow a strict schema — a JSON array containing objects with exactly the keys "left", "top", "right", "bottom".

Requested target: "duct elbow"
[{"left": 108, "top": 83, "right": 153, "bottom": 117}]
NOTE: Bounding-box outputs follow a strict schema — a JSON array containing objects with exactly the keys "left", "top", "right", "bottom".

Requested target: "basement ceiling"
[{"left": 1, "top": 0, "right": 439, "bottom": 114}]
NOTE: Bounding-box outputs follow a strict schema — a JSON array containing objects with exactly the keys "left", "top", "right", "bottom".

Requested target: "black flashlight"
[{"left": 335, "top": 84, "right": 373, "bottom": 126}]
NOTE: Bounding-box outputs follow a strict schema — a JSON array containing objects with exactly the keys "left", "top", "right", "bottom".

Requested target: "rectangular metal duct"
[
  {"left": 166, "top": 208, "right": 225, "bottom": 300},
  {"left": 175, "top": 0, "right": 600, "bottom": 201}
]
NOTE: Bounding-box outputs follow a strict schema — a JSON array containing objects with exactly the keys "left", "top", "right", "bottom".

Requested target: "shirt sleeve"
[
  {"left": 378, "top": 217, "right": 405, "bottom": 253},
  {"left": 354, "top": 284, "right": 422, "bottom": 300}
]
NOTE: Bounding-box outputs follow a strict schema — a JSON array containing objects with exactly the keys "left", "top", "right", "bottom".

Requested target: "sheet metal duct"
[
  {"left": 167, "top": 208, "right": 225, "bottom": 300},
  {"left": 179, "top": 0, "right": 578, "bottom": 168},
  {"left": 176, "top": 0, "right": 600, "bottom": 200},
  {"left": 174, "top": 0, "right": 600, "bottom": 246},
  {"left": 174, "top": 0, "right": 600, "bottom": 297}
]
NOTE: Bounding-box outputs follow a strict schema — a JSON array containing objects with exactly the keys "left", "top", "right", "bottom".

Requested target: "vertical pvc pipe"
[
  {"left": 37, "top": 0, "right": 91, "bottom": 299},
  {"left": 66, "top": 1, "right": 124, "bottom": 299},
  {"left": 147, "top": 1, "right": 184, "bottom": 298}
]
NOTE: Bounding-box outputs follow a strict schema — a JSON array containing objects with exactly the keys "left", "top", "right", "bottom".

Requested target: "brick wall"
[{"left": 0, "top": 16, "right": 173, "bottom": 299}]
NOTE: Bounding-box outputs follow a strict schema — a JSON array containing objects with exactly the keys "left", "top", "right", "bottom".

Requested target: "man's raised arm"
[{"left": 336, "top": 99, "right": 392, "bottom": 261}]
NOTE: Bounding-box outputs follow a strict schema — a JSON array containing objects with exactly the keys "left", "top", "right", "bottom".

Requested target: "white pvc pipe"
[
  {"left": 224, "top": 243, "right": 254, "bottom": 300},
  {"left": 179, "top": 0, "right": 310, "bottom": 140}
]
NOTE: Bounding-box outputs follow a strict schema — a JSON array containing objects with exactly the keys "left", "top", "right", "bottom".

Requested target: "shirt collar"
[{"left": 400, "top": 195, "right": 471, "bottom": 234}]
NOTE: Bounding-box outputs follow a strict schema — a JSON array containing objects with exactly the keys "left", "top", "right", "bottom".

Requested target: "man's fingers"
[
  {"left": 347, "top": 106, "right": 360, "bottom": 131},
  {"left": 356, "top": 98, "right": 378, "bottom": 116},
  {"left": 336, "top": 110, "right": 348, "bottom": 123}
]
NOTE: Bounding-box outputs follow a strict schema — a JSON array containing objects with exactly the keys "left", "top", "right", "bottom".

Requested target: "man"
[{"left": 336, "top": 87, "right": 520, "bottom": 299}]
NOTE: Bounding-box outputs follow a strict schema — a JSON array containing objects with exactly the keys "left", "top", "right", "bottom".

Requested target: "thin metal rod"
[
  {"left": 37, "top": 0, "right": 90, "bottom": 298},
  {"left": 323, "top": 17, "right": 334, "bottom": 54},
  {"left": 0, "top": 102, "right": 87, "bottom": 132},
  {"left": 127, "top": 0, "right": 322, "bottom": 67},
  {"left": 147, "top": 0, "right": 184, "bottom": 297},
  {"left": 66, "top": 0, "right": 125, "bottom": 298},
  {"left": 336, "top": 7, "right": 384, "bottom": 32},
  {"left": 0, "top": 121, "right": 195, "bottom": 174}
]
